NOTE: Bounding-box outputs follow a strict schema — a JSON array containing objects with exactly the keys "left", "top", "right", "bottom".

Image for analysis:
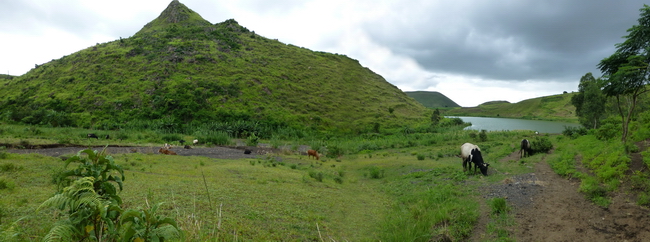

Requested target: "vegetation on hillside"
[
  {"left": 0, "top": 0, "right": 429, "bottom": 136},
  {"left": 443, "top": 93, "right": 578, "bottom": 122},
  {"left": 405, "top": 91, "right": 461, "bottom": 108},
  {"left": 556, "top": 4, "right": 650, "bottom": 208}
]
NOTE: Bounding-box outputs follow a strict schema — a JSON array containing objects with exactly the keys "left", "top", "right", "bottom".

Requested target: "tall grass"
[{"left": 379, "top": 184, "right": 478, "bottom": 241}]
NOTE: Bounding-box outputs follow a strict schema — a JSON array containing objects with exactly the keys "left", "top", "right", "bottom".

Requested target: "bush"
[
  {"left": 367, "top": 166, "right": 385, "bottom": 179},
  {"left": 531, "top": 136, "right": 553, "bottom": 154},
  {"left": 245, "top": 133, "right": 259, "bottom": 146},
  {"left": 479, "top": 130, "right": 488, "bottom": 142},
  {"left": 417, "top": 154, "right": 425, "bottom": 160},
  {"left": 308, "top": 171, "right": 324, "bottom": 182},
  {"left": 326, "top": 144, "right": 344, "bottom": 158},
  {"left": 562, "top": 126, "right": 588, "bottom": 138},
  {"left": 595, "top": 123, "right": 620, "bottom": 140}
]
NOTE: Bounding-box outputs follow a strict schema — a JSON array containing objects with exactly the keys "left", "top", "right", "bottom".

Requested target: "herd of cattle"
[{"left": 88, "top": 133, "right": 533, "bottom": 176}]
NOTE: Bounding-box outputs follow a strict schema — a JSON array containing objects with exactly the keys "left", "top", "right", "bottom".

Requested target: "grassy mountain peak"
[
  {"left": 0, "top": 1, "right": 429, "bottom": 134},
  {"left": 135, "top": 0, "right": 211, "bottom": 36}
]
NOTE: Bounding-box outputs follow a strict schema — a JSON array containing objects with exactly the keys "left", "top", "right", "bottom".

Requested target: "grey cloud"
[{"left": 364, "top": 0, "right": 646, "bottom": 83}]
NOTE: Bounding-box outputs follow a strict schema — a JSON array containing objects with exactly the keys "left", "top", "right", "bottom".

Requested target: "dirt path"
[
  {"left": 472, "top": 149, "right": 650, "bottom": 241},
  {"left": 4, "top": 145, "right": 287, "bottom": 160}
]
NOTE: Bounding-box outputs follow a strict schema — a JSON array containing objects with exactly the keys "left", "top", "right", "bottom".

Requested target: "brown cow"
[
  {"left": 307, "top": 149, "right": 320, "bottom": 160},
  {"left": 158, "top": 148, "right": 177, "bottom": 155}
]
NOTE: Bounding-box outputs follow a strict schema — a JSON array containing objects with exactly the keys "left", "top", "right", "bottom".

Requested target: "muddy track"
[
  {"left": 4, "top": 145, "right": 289, "bottom": 160},
  {"left": 470, "top": 146, "right": 650, "bottom": 241}
]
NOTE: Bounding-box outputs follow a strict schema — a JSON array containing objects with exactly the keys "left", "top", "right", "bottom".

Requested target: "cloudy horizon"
[{"left": 1, "top": 0, "right": 646, "bottom": 106}]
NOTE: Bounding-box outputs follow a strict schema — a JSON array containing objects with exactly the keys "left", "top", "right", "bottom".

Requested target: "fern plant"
[
  {"left": 39, "top": 177, "right": 122, "bottom": 241},
  {"left": 38, "top": 148, "right": 181, "bottom": 242},
  {"left": 55, "top": 147, "right": 125, "bottom": 205},
  {"left": 120, "top": 202, "right": 181, "bottom": 242}
]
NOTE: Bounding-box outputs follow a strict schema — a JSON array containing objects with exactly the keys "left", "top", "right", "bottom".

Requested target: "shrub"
[
  {"left": 531, "top": 136, "right": 553, "bottom": 154},
  {"left": 367, "top": 166, "right": 385, "bottom": 179},
  {"left": 308, "top": 171, "right": 324, "bottom": 182},
  {"left": 595, "top": 123, "right": 620, "bottom": 140},
  {"left": 417, "top": 154, "right": 425, "bottom": 160},
  {"left": 326, "top": 144, "right": 344, "bottom": 158},
  {"left": 562, "top": 126, "right": 588, "bottom": 138},
  {"left": 245, "top": 133, "right": 259, "bottom": 146},
  {"left": 479, "top": 130, "right": 488, "bottom": 142}
]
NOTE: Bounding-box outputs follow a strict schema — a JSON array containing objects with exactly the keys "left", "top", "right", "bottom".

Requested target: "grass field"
[{"left": 0, "top": 124, "right": 541, "bottom": 241}]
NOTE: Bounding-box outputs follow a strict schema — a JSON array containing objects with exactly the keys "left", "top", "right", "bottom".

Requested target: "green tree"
[
  {"left": 571, "top": 73, "right": 606, "bottom": 129},
  {"left": 597, "top": 4, "right": 650, "bottom": 142},
  {"left": 431, "top": 108, "right": 442, "bottom": 126}
]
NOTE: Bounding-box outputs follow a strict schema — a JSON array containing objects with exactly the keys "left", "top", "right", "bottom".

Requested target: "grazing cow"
[
  {"left": 460, "top": 143, "right": 489, "bottom": 176},
  {"left": 179, "top": 140, "right": 185, "bottom": 144},
  {"left": 193, "top": 139, "right": 199, "bottom": 145},
  {"left": 244, "top": 149, "right": 252, "bottom": 154},
  {"left": 307, "top": 149, "right": 320, "bottom": 160},
  {"left": 184, "top": 145, "right": 192, "bottom": 149},
  {"left": 520, "top": 139, "right": 532, "bottom": 158},
  {"left": 87, "top": 133, "right": 99, "bottom": 139},
  {"left": 158, "top": 148, "right": 177, "bottom": 155},
  {"left": 105, "top": 135, "right": 110, "bottom": 139}
]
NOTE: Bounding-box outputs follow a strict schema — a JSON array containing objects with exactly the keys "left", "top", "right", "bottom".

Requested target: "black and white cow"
[
  {"left": 460, "top": 143, "right": 490, "bottom": 176},
  {"left": 520, "top": 139, "right": 532, "bottom": 158}
]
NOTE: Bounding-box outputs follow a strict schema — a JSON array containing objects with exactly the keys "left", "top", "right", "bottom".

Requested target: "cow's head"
[{"left": 478, "top": 163, "right": 490, "bottom": 176}]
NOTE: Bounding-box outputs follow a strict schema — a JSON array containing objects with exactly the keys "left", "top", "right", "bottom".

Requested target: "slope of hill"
[
  {"left": 405, "top": 91, "right": 460, "bottom": 108},
  {"left": 443, "top": 93, "right": 578, "bottom": 122},
  {"left": 0, "top": 0, "right": 429, "bottom": 133}
]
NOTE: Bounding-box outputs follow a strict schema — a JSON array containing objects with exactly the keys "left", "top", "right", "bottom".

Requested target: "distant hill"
[
  {"left": 479, "top": 100, "right": 510, "bottom": 106},
  {"left": 443, "top": 93, "right": 578, "bottom": 122},
  {"left": 0, "top": 0, "right": 429, "bottom": 132},
  {"left": 405, "top": 91, "right": 460, "bottom": 108}
]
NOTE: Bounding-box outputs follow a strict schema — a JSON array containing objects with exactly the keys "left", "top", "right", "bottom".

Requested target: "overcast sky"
[{"left": 0, "top": 0, "right": 647, "bottom": 106}]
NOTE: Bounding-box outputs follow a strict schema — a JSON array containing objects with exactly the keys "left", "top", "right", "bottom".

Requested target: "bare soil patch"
[{"left": 4, "top": 145, "right": 287, "bottom": 160}]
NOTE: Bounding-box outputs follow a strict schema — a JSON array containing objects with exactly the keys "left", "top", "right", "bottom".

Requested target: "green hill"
[
  {"left": 443, "top": 93, "right": 578, "bottom": 122},
  {"left": 0, "top": 0, "right": 429, "bottom": 134},
  {"left": 405, "top": 91, "right": 460, "bottom": 108}
]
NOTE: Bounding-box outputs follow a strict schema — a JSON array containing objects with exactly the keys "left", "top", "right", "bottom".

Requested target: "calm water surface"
[{"left": 449, "top": 116, "right": 581, "bottom": 133}]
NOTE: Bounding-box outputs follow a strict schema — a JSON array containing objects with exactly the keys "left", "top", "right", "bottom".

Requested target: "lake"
[{"left": 448, "top": 116, "right": 581, "bottom": 133}]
